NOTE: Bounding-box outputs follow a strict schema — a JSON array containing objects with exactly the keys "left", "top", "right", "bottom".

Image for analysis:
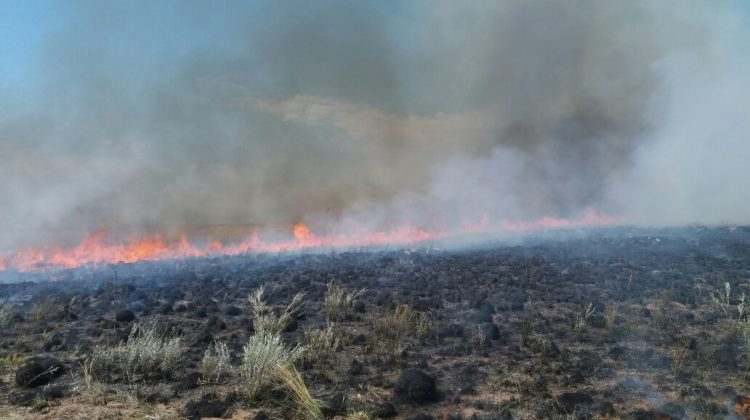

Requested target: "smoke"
[{"left": 1, "top": 0, "right": 749, "bottom": 250}]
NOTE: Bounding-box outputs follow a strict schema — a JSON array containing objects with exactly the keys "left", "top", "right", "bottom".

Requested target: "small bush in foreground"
[
  {"left": 241, "top": 331, "right": 305, "bottom": 398},
  {"left": 200, "top": 341, "right": 232, "bottom": 384}
]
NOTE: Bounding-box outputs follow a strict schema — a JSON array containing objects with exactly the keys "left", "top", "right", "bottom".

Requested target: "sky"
[{"left": 1, "top": 1, "right": 749, "bottom": 250}]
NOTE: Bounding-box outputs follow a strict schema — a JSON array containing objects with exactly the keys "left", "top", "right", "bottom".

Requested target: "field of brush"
[{"left": 1, "top": 226, "right": 750, "bottom": 419}]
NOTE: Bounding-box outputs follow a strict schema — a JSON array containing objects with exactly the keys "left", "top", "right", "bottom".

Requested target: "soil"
[{"left": 1, "top": 226, "right": 750, "bottom": 419}]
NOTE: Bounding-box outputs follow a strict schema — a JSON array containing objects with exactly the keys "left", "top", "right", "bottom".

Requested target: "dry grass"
[
  {"left": 200, "top": 341, "right": 232, "bottom": 384},
  {"left": 323, "top": 282, "right": 365, "bottom": 322},
  {"left": 274, "top": 363, "right": 323, "bottom": 420},
  {"left": 303, "top": 326, "right": 341, "bottom": 365},
  {"left": 249, "top": 287, "right": 306, "bottom": 335},
  {"left": 241, "top": 332, "right": 305, "bottom": 398},
  {"left": 371, "top": 304, "right": 417, "bottom": 357},
  {"left": 89, "top": 321, "right": 186, "bottom": 383},
  {"left": 571, "top": 302, "right": 595, "bottom": 336}
]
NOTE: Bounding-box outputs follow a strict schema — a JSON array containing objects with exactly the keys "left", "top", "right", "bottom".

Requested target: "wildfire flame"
[{"left": 0, "top": 209, "right": 617, "bottom": 273}]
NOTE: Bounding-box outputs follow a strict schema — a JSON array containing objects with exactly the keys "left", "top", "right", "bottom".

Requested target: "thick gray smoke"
[{"left": 1, "top": 0, "right": 748, "bottom": 250}]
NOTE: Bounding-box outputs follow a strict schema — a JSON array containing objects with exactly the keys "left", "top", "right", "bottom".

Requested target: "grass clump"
[
  {"left": 89, "top": 321, "right": 186, "bottom": 383},
  {"left": 200, "top": 341, "right": 232, "bottom": 384},
  {"left": 372, "top": 304, "right": 418, "bottom": 357},
  {"left": 0, "top": 300, "right": 12, "bottom": 328},
  {"left": 274, "top": 363, "right": 323, "bottom": 419},
  {"left": 241, "top": 331, "right": 305, "bottom": 398},
  {"left": 323, "top": 282, "right": 365, "bottom": 322},
  {"left": 303, "top": 326, "right": 341, "bottom": 365},
  {"left": 571, "top": 302, "right": 595, "bottom": 337},
  {"left": 249, "top": 287, "right": 305, "bottom": 335}
]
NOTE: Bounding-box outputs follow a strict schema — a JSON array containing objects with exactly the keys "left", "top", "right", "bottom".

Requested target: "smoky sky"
[{"left": 1, "top": 0, "right": 749, "bottom": 249}]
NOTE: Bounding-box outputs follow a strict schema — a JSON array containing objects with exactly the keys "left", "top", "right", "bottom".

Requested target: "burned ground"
[{"left": 1, "top": 226, "right": 750, "bottom": 419}]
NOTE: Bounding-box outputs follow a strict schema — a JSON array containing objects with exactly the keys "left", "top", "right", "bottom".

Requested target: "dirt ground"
[{"left": 2, "top": 226, "right": 750, "bottom": 419}]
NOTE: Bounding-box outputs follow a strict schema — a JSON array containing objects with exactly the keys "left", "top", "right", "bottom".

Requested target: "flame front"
[{"left": 0, "top": 210, "right": 617, "bottom": 273}]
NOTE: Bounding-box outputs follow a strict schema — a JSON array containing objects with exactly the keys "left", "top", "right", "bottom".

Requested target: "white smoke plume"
[{"left": 0, "top": 0, "right": 748, "bottom": 251}]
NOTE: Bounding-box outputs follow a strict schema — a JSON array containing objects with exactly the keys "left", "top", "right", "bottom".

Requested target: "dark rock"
[
  {"left": 373, "top": 402, "right": 397, "bottom": 418},
  {"left": 556, "top": 392, "right": 593, "bottom": 412},
  {"left": 439, "top": 323, "right": 465, "bottom": 339},
  {"left": 353, "top": 300, "right": 366, "bottom": 313},
  {"left": 624, "top": 409, "right": 679, "bottom": 420},
  {"left": 594, "top": 401, "right": 615, "bottom": 416},
  {"left": 160, "top": 303, "right": 174, "bottom": 315},
  {"left": 252, "top": 411, "right": 269, "bottom": 420},
  {"left": 184, "top": 393, "right": 231, "bottom": 420},
  {"left": 714, "top": 344, "right": 736, "bottom": 369},
  {"left": 393, "top": 369, "right": 439, "bottom": 404},
  {"left": 480, "top": 323, "right": 501, "bottom": 341},
  {"left": 659, "top": 402, "right": 686, "bottom": 419},
  {"left": 224, "top": 305, "right": 242, "bottom": 316},
  {"left": 42, "top": 333, "right": 64, "bottom": 351},
  {"left": 15, "top": 356, "right": 66, "bottom": 388},
  {"left": 322, "top": 392, "right": 347, "bottom": 417},
  {"left": 350, "top": 359, "right": 365, "bottom": 375},
  {"left": 115, "top": 309, "right": 136, "bottom": 322},
  {"left": 175, "top": 371, "right": 201, "bottom": 392},
  {"left": 283, "top": 319, "right": 298, "bottom": 332}
]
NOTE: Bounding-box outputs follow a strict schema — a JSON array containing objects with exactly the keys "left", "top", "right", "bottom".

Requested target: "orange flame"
[{"left": 0, "top": 210, "right": 618, "bottom": 273}]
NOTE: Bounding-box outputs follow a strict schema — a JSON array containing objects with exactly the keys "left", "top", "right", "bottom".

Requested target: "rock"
[
  {"left": 322, "top": 392, "right": 347, "bottom": 417},
  {"left": 659, "top": 402, "right": 686, "bottom": 419},
  {"left": 175, "top": 371, "right": 201, "bottom": 393},
  {"left": 594, "top": 400, "right": 615, "bottom": 416},
  {"left": 624, "top": 409, "right": 681, "bottom": 420},
  {"left": 131, "top": 301, "right": 145, "bottom": 312},
  {"left": 350, "top": 359, "right": 365, "bottom": 375},
  {"left": 184, "top": 393, "right": 231, "bottom": 420},
  {"left": 480, "top": 323, "right": 501, "bottom": 341},
  {"left": 15, "top": 356, "right": 66, "bottom": 388},
  {"left": 393, "top": 369, "right": 439, "bottom": 404},
  {"left": 224, "top": 305, "right": 242, "bottom": 316},
  {"left": 115, "top": 309, "right": 135, "bottom": 322},
  {"left": 556, "top": 392, "right": 593, "bottom": 412},
  {"left": 715, "top": 344, "right": 736, "bottom": 369},
  {"left": 252, "top": 411, "right": 269, "bottom": 420},
  {"left": 373, "top": 402, "right": 397, "bottom": 418}
]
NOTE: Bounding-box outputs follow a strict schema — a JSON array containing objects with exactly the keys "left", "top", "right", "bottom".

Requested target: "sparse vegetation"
[
  {"left": 303, "top": 325, "right": 340, "bottom": 365},
  {"left": 469, "top": 325, "right": 486, "bottom": 351},
  {"left": 249, "top": 287, "right": 306, "bottom": 335},
  {"left": 0, "top": 300, "right": 12, "bottom": 328},
  {"left": 415, "top": 312, "right": 431, "bottom": 341},
  {"left": 323, "top": 282, "right": 365, "bottom": 322},
  {"left": 89, "top": 320, "right": 186, "bottom": 383},
  {"left": 572, "top": 302, "right": 595, "bottom": 336},
  {"left": 200, "top": 340, "right": 232, "bottom": 384},
  {"left": 604, "top": 304, "right": 617, "bottom": 334},
  {"left": 371, "top": 304, "right": 418, "bottom": 357},
  {"left": 3, "top": 227, "right": 750, "bottom": 418}
]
